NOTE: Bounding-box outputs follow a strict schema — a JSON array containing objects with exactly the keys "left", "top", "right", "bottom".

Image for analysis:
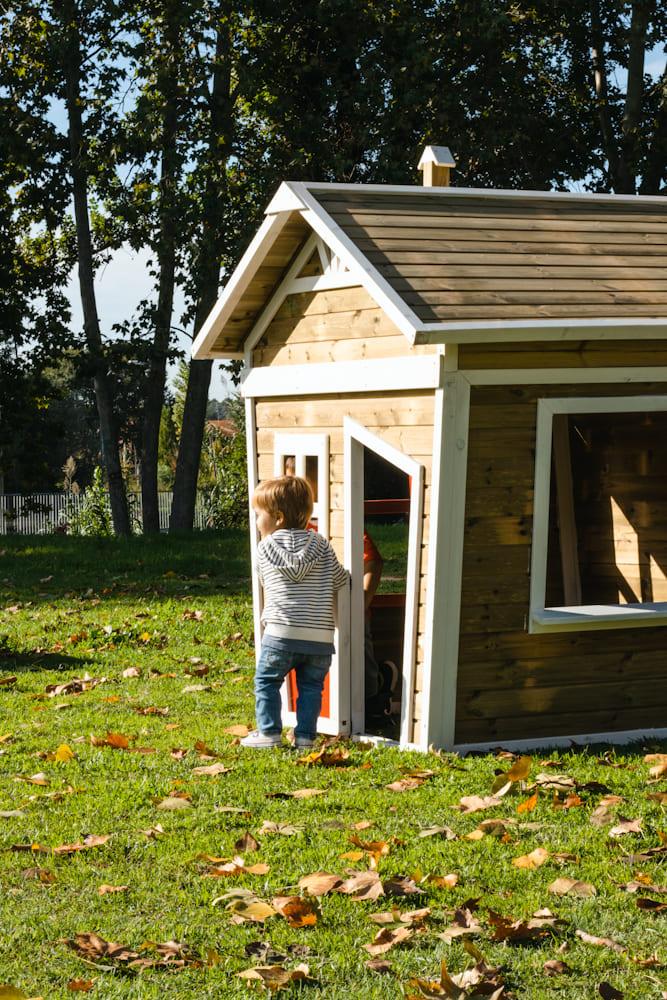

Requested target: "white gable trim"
[
  {"left": 243, "top": 233, "right": 318, "bottom": 365},
  {"left": 240, "top": 355, "right": 442, "bottom": 398},
  {"left": 290, "top": 182, "right": 421, "bottom": 343},
  {"left": 192, "top": 211, "right": 296, "bottom": 360}
]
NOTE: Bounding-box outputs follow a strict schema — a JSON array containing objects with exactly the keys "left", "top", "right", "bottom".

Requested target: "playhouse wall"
[
  {"left": 455, "top": 377, "right": 667, "bottom": 744},
  {"left": 252, "top": 285, "right": 435, "bottom": 367}
]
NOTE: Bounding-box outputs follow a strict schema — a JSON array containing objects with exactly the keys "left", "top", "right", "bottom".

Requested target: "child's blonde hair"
[{"left": 253, "top": 475, "right": 313, "bottom": 530}]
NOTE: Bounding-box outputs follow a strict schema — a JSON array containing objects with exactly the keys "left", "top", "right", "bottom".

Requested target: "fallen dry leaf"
[
  {"left": 237, "top": 963, "right": 315, "bottom": 992},
  {"left": 298, "top": 872, "right": 343, "bottom": 896},
  {"left": 543, "top": 959, "right": 570, "bottom": 976},
  {"left": 272, "top": 896, "right": 319, "bottom": 928},
  {"left": 517, "top": 791, "right": 538, "bottom": 814},
  {"left": 235, "top": 832, "right": 259, "bottom": 853},
  {"left": 419, "top": 826, "right": 456, "bottom": 840},
  {"left": 15, "top": 772, "right": 49, "bottom": 786},
  {"left": 90, "top": 731, "right": 130, "bottom": 750},
  {"left": 227, "top": 897, "right": 277, "bottom": 923},
  {"left": 575, "top": 929, "right": 626, "bottom": 954},
  {"left": 426, "top": 873, "right": 459, "bottom": 889},
  {"left": 97, "top": 884, "right": 128, "bottom": 896},
  {"left": 635, "top": 897, "right": 667, "bottom": 914},
  {"left": 647, "top": 792, "right": 667, "bottom": 805},
  {"left": 142, "top": 824, "right": 165, "bottom": 839},
  {"left": 191, "top": 762, "right": 232, "bottom": 777},
  {"left": 456, "top": 795, "right": 502, "bottom": 814},
  {"left": 67, "top": 980, "right": 94, "bottom": 992},
  {"left": 135, "top": 705, "right": 169, "bottom": 716},
  {"left": 383, "top": 876, "right": 423, "bottom": 897},
  {"left": 336, "top": 870, "right": 384, "bottom": 901},
  {"left": 203, "top": 855, "right": 270, "bottom": 878},
  {"left": 549, "top": 877, "right": 596, "bottom": 898},
  {"left": 63, "top": 932, "right": 201, "bottom": 970},
  {"left": 156, "top": 796, "right": 192, "bottom": 811},
  {"left": 296, "top": 746, "right": 350, "bottom": 767},
  {"left": 122, "top": 667, "right": 141, "bottom": 678},
  {"left": 259, "top": 821, "right": 302, "bottom": 836},
  {"left": 267, "top": 788, "right": 326, "bottom": 800},
  {"left": 224, "top": 724, "right": 250, "bottom": 737},
  {"left": 438, "top": 901, "right": 482, "bottom": 943},
  {"left": 609, "top": 817, "right": 643, "bottom": 838},
  {"left": 52, "top": 835, "right": 111, "bottom": 856},
  {"left": 365, "top": 959, "right": 394, "bottom": 974},
  {"left": 364, "top": 925, "right": 413, "bottom": 956},
  {"left": 0, "top": 675, "right": 17, "bottom": 687},
  {"left": 598, "top": 983, "right": 624, "bottom": 999},
  {"left": 512, "top": 848, "right": 549, "bottom": 870},
  {"left": 590, "top": 804, "right": 615, "bottom": 827},
  {"left": 194, "top": 739, "right": 220, "bottom": 759},
  {"left": 488, "top": 909, "right": 557, "bottom": 943},
  {"left": 645, "top": 754, "right": 667, "bottom": 780},
  {"left": 535, "top": 773, "right": 576, "bottom": 792},
  {"left": 386, "top": 777, "right": 424, "bottom": 792}
]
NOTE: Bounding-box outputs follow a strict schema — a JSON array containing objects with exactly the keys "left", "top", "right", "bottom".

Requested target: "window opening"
[{"left": 531, "top": 397, "right": 667, "bottom": 631}]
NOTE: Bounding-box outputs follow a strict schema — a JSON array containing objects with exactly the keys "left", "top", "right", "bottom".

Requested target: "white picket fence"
[{"left": 0, "top": 491, "right": 208, "bottom": 535}]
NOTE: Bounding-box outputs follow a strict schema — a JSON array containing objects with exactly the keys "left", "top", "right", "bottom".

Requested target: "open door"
[
  {"left": 272, "top": 433, "right": 350, "bottom": 737},
  {"left": 343, "top": 418, "right": 424, "bottom": 746}
]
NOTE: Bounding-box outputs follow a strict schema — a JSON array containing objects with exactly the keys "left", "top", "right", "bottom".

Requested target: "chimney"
[{"left": 418, "top": 145, "right": 456, "bottom": 187}]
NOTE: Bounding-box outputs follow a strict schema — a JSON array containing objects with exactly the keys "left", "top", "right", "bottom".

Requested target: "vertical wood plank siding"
[{"left": 456, "top": 381, "right": 667, "bottom": 744}]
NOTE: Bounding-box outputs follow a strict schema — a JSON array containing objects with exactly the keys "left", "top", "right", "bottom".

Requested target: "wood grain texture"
[{"left": 455, "top": 381, "right": 667, "bottom": 744}]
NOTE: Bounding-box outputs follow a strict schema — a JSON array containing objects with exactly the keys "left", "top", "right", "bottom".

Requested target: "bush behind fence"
[{"left": 0, "top": 491, "right": 209, "bottom": 535}]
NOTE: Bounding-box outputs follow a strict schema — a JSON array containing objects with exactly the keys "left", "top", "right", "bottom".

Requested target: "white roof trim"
[
  {"left": 266, "top": 182, "right": 307, "bottom": 214},
  {"left": 418, "top": 145, "right": 456, "bottom": 168},
  {"left": 301, "top": 180, "right": 667, "bottom": 207},
  {"left": 192, "top": 211, "right": 293, "bottom": 360},
  {"left": 414, "top": 317, "right": 667, "bottom": 344}
]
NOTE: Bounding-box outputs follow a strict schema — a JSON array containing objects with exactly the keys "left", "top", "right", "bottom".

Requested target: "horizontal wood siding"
[
  {"left": 254, "top": 391, "right": 435, "bottom": 738},
  {"left": 456, "top": 382, "right": 667, "bottom": 743},
  {"left": 252, "top": 285, "right": 431, "bottom": 366},
  {"left": 459, "top": 341, "right": 667, "bottom": 370},
  {"left": 313, "top": 189, "right": 667, "bottom": 325}
]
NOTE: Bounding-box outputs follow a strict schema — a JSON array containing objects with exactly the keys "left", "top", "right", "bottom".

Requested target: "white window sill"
[{"left": 530, "top": 602, "right": 667, "bottom": 634}]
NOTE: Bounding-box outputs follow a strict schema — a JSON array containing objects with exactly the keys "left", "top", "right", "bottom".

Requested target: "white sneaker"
[
  {"left": 240, "top": 730, "right": 282, "bottom": 749},
  {"left": 294, "top": 736, "right": 316, "bottom": 748}
]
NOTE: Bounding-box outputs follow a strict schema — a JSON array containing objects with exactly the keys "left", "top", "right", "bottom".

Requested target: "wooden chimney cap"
[{"left": 418, "top": 145, "right": 456, "bottom": 187}]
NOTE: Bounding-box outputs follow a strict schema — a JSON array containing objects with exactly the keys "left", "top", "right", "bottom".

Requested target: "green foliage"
[
  {"left": 65, "top": 466, "right": 113, "bottom": 537},
  {"left": 201, "top": 395, "right": 248, "bottom": 529}
]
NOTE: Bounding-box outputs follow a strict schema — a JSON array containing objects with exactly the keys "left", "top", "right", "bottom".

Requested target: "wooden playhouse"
[{"left": 193, "top": 147, "right": 667, "bottom": 751}]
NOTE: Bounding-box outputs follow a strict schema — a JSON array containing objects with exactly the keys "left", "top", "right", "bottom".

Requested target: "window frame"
[
  {"left": 273, "top": 432, "right": 330, "bottom": 538},
  {"left": 530, "top": 394, "right": 667, "bottom": 634}
]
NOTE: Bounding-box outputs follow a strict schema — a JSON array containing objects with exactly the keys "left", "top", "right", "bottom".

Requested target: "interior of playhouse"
[{"left": 362, "top": 449, "right": 410, "bottom": 739}]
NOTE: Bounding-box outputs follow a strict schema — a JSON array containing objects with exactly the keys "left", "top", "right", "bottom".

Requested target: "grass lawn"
[{"left": 0, "top": 533, "right": 666, "bottom": 999}]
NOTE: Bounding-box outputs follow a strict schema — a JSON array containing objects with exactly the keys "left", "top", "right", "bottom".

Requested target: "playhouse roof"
[{"left": 192, "top": 181, "right": 667, "bottom": 359}]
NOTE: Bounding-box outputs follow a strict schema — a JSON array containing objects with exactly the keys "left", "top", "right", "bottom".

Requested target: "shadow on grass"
[
  {"left": 0, "top": 530, "right": 252, "bottom": 605},
  {"left": 0, "top": 651, "right": 96, "bottom": 673}
]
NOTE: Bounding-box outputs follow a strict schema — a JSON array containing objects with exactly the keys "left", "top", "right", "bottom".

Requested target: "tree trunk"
[
  {"left": 59, "top": 0, "right": 130, "bottom": 536},
  {"left": 169, "top": 356, "right": 213, "bottom": 531},
  {"left": 141, "top": 5, "right": 181, "bottom": 534},
  {"left": 170, "top": 17, "right": 233, "bottom": 532}
]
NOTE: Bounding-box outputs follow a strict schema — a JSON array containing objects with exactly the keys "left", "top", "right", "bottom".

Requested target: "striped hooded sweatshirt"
[{"left": 258, "top": 529, "right": 349, "bottom": 645}]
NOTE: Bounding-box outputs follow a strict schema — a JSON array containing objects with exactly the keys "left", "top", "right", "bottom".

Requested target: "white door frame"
[
  {"left": 272, "top": 432, "right": 348, "bottom": 736},
  {"left": 343, "top": 417, "right": 425, "bottom": 745}
]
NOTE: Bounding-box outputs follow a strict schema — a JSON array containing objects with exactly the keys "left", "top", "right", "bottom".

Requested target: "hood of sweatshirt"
[{"left": 259, "top": 529, "right": 329, "bottom": 583}]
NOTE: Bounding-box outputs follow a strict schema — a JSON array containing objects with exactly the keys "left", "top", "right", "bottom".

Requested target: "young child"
[{"left": 241, "top": 475, "right": 349, "bottom": 749}]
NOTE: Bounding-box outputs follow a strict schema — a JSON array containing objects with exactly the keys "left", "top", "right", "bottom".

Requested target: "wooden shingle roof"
[
  {"left": 311, "top": 188, "right": 667, "bottom": 323},
  {"left": 192, "top": 182, "right": 667, "bottom": 359}
]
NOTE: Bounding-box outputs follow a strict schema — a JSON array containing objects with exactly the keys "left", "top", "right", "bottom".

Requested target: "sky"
[{"left": 65, "top": 245, "right": 234, "bottom": 401}]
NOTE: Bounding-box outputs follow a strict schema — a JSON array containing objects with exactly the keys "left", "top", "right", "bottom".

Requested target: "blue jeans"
[{"left": 254, "top": 646, "right": 331, "bottom": 740}]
